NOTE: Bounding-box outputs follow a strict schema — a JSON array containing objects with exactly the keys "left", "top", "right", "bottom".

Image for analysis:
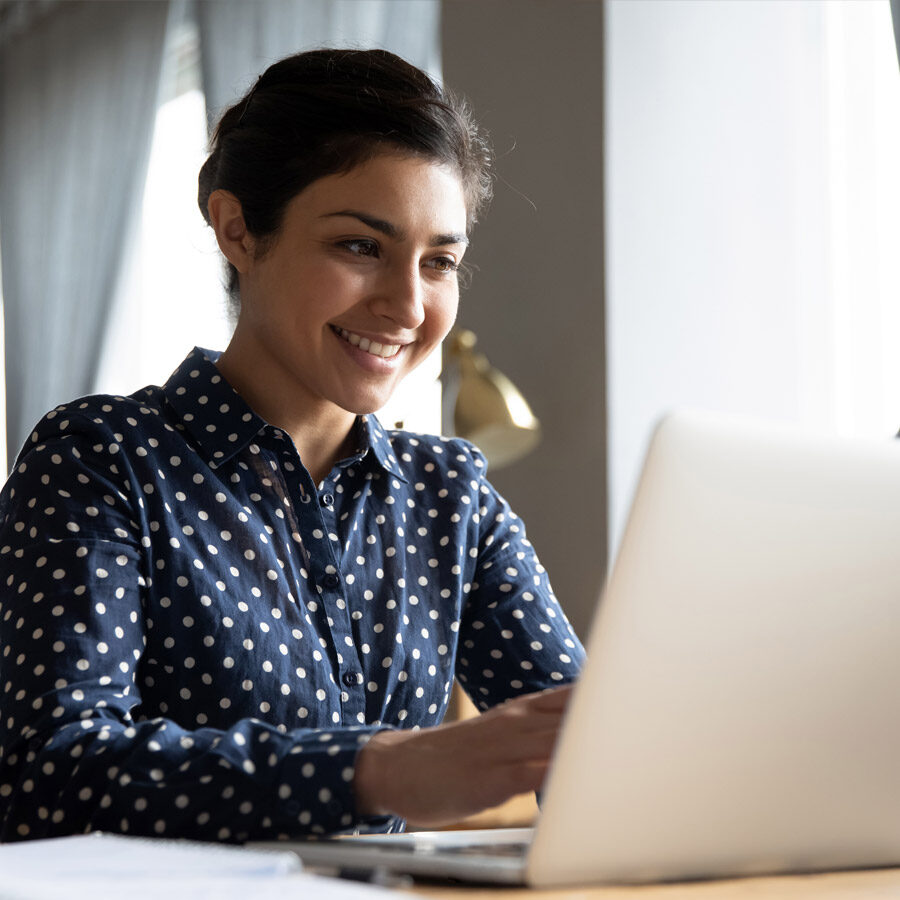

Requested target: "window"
[
  {"left": 606, "top": 0, "right": 900, "bottom": 546},
  {"left": 95, "top": 19, "right": 231, "bottom": 397},
  {"left": 822, "top": 0, "right": 900, "bottom": 437}
]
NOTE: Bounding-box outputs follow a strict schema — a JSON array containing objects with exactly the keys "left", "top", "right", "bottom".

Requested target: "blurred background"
[{"left": 1, "top": 0, "right": 899, "bottom": 640}]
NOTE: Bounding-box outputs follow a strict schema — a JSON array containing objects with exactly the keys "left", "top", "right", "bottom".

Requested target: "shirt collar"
[
  {"left": 162, "top": 347, "right": 407, "bottom": 481},
  {"left": 355, "top": 414, "right": 408, "bottom": 483},
  {"left": 161, "top": 348, "right": 264, "bottom": 468}
]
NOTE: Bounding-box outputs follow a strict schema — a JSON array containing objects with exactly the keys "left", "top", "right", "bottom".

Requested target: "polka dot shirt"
[{"left": 0, "top": 348, "right": 584, "bottom": 842}]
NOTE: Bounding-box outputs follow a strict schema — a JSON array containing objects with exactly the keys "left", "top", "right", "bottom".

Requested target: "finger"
[
  {"left": 478, "top": 719, "right": 565, "bottom": 764},
  {"left": 492, "top": 687, "right": 575, "bottom": 726},
  {"left": 499, "top": 683, "right": 575, "bottom": 715},
  {"left": 495, "top": 759, "right": 552, "bottom": 797},
  {"left": 527, "top": 683, "right": 577, "bottom": 710}
]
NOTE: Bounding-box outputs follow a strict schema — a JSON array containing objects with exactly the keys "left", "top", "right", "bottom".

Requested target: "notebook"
[
  {"left": 0, "top": 833, "right": 415, "bottom": 899},
  {"left": 261, "top": 410, "right": 900, "bottom": 886}
]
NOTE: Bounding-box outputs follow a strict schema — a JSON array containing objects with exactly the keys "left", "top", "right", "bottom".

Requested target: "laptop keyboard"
[
  {"left": 419, "top": 841, "right": 530, "bottom": 858},
  {"left": 350, "top": 835, "right": 530, "bottom": 859}
]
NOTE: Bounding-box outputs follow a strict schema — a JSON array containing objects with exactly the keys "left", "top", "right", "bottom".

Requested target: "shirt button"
[
  {"left": 323, "top": 573, "right": 340, "bottom": 589},
  {"left": 342, "top": 672, "right": 360, "bottom": 687},
  {"left": 321, "top": 493, "right": 335, "bottom": 507}
]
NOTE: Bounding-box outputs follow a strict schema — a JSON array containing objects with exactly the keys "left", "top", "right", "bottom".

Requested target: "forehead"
[{"left": 287, "top": 153, "right": 468, "bottom": 230}]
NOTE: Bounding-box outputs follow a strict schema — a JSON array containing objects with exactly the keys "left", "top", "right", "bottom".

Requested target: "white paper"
[
  {"left": 0, "top": 833, "right": 299, "bottom": 878},
  {"left": 0, "top": 834, "right": 420, "bottom": 899},
  {"left": 0, "top": 874, "right": 414, "bottom": 900}
]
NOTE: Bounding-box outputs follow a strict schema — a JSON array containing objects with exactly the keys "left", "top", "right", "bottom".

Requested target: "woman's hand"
[{"left": 353, "top": 684, "right": 575, "bottom": 827}]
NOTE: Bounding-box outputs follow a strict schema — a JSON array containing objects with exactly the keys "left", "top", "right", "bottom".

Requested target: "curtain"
[
  {"left": 0, "top": 1, "right": 169, "bottom": 462},
  {"left": 892, "top": 0, "right": 900, "bottom": 69},
  {"left": 195, "top": 0, "right": 441, "bottom": 132}
]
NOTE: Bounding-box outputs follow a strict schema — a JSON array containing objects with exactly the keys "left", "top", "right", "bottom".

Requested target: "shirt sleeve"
[
  {"left": 0, "top": 412, "right": 386, "bottom": 842},
  {"left": 454, "top": 444, "right": 587, "bottom": 710}
]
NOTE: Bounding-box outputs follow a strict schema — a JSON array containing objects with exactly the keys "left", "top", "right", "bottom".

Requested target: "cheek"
[
  {"left": 428, "top": 290, "right": 460, "bottom": 342},
  {"left": 263, "top": 260, "right": 362, "bottom": 324}
]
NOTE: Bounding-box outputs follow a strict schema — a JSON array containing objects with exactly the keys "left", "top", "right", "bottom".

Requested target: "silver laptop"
[{"left": 262, "top": 410, "right": 900, "bottom": 886}]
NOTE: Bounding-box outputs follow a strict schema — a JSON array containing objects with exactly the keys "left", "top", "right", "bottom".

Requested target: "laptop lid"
[{"left": 528, "top": 410, "right": 900, "bottom": 886}]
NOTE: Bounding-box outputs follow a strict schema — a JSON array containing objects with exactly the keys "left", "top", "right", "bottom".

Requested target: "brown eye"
[
  {"left": 428, "top": 257, "right": 459, "bottom": 273},
  {"left": 341, "top": 239, "right": 379, "bottom": 257}
]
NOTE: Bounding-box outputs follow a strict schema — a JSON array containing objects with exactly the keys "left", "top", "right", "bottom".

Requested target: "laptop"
[{"left": 261, "top": 410, "right": 900, "bottom": 886}]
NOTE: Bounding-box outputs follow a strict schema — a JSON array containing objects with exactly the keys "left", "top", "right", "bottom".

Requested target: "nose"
[{"left": 370, "top": 260, "right": 426, "bottom": 330}]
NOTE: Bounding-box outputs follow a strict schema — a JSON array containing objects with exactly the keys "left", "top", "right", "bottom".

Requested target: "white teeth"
[{"left": 336, "top": 327, "right": 401, "bottom": 359}]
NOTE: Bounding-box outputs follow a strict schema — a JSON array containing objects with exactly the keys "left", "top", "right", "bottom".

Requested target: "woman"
[{"left": 0, "top": 48, "right": 584, "bottom": 842}]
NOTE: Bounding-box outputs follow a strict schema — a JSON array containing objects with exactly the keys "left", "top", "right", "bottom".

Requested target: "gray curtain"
[
  {"left": 0, "top": 1, "right": 169, "bottom": 461},
  {"left": 892, "top": 0, "right": 900, "bottom": 70},
  {"left": 195, "top": 0, "right": 441, "bottom": 132}
]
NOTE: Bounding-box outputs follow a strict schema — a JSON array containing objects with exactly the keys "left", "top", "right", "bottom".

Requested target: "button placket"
[
  {"left": 327, "top": 471, "right": 370, "bottom": 724},
  {"left": 337, "top": 653, "right": 366, "bottom": 723},
  {"left": 307, "top": 471, "right": 366, "bottom": 724},
  {"left": 287, "top": 461, "right": 341, "bottom": 598}
]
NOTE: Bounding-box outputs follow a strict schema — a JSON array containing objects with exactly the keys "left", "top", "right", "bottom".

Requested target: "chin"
[{"left": 339, "top": 396, "right": 390, "bottom": 417}]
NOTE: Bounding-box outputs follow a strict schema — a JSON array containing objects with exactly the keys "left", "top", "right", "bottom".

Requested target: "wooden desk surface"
[{"left": 408, "top": 866, "right": 900, "bottom": 898}]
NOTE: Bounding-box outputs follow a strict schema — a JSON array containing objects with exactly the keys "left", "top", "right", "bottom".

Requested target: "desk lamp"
[{"left": 442, "top": 329, "right": 541, "bottom": 469}]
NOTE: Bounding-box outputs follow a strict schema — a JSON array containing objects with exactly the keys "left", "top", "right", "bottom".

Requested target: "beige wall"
[{"left": 442, "top": 0, "right": 606, "bottom": 639}]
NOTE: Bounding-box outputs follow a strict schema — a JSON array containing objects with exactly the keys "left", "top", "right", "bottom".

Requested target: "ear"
[{"left": 207, "top": 190, "right": 255, "bottom": 272}]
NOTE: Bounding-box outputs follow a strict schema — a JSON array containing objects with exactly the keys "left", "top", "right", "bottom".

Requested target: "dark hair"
[{"left": 198, "top": 48, "right": 492, "bottom": 309}]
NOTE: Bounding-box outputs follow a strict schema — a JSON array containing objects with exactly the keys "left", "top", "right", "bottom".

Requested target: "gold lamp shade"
[{"left": 444, "top": 329, "right": 541, "bottom": 469}]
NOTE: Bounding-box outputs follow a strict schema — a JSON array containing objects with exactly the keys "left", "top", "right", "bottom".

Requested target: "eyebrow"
[{"left": 321, "top": 209, "right": 469, "bottom": 247}]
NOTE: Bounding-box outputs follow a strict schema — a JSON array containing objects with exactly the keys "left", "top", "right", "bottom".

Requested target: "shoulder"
[
  {"left": 12, "top": 387, "right": 170, "bottom": 468},
  {"left": 385, "top": 429, "right": 489, "bottom": 483}
]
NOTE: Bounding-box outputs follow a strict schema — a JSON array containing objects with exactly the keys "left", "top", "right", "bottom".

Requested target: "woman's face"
[{"left": 232, "top": 153, "right": 469, "bottom": 421}]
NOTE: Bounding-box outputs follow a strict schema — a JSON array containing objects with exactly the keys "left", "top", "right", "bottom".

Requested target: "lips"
[{"left": 332, "top": 326, "right": 402, "bottom": 359}]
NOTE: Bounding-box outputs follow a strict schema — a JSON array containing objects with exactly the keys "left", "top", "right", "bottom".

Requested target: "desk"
[{"left": 407, "top": 867, "right": 900, "bottom": 898}]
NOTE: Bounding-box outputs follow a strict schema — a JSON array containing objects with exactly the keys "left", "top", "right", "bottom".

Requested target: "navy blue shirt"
[{"left": 0, "top": 348, "right": 584, "bottom": 842}]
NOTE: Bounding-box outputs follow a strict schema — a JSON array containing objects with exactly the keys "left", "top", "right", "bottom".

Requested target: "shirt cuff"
[{"left": 268, "top": 725, "right": 397, "bottom": 836}]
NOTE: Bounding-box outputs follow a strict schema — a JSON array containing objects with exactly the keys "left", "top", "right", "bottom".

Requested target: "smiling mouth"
[{"left": 332, "top": 326, "right": 402, "bottom": 359}]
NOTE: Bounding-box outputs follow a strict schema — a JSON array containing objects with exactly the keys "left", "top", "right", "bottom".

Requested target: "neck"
[
  {"left": 215, "top": 339, "right": 357, "bottom": 485},
  {"left": 294, "top": 420, "right": 358, "bottom": 486}
]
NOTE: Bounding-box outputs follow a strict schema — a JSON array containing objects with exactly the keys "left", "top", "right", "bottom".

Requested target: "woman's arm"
[
  {"left": 0, "top": 415, "right": 386, "bottom": 841},
  {"left": 351, "top": 438, "right": 585, "bottom": 826},
  {"left": 454, "top": 441, "right": 586, "bottom": 708}
]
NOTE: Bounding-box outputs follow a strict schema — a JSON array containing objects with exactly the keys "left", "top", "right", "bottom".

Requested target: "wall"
[
  {"left": 604, "top": 0, "right": 835, "bottom": 549},
  {"left": 442, "top": 0, "right": 606, "bottom": 639}
]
